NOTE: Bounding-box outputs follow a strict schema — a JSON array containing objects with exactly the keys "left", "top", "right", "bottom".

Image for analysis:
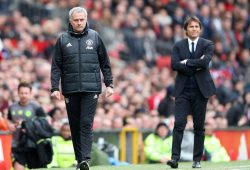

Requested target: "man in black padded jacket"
[{"left": 50, "top": 6, "right": 114, "bottom": 170}]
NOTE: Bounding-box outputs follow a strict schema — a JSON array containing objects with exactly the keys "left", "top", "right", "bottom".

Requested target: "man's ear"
[{"left": 184, "top": 30, "right": 188, "bottom": 38}]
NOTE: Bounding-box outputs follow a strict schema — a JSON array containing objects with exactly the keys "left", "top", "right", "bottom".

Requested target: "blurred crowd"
[{"left": 0, "top": 0, "right": 250, "bottom": 133}]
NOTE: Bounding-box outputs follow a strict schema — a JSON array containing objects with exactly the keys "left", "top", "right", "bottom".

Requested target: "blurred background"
[{"left": 0, "top": 0, "right": 250, "bottom": 168}]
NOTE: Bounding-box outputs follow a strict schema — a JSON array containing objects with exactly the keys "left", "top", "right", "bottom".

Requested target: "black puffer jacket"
[{"left": 51, "top": 23, "right": 113, "bottom": 94}]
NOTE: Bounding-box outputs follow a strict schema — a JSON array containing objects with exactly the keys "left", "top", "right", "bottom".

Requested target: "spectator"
[
  {"left": 0, "top": 86, "right": 10, "bottom": 116},
  {"left": 172, "top": 6, "right": 185, "bottom": 26},
  {"left": 144, "top": 122, "right": 172, "bottom": 163},
  {"left": 49, "top": 122, "right": 110, "bottom": 168},
  {"left": 157, "top": 85, "right": 175, "bottom": 118},
  {"left": 197, "top": 4, "right": 213, "bottom": 39},
  {"left": 239, "top": 49, "right": 250, "bottom": 83},
  {"left": 7, "top": 82, "right": 47, "bottom": 170},
  {"left": 216, "top": 17, "right": 238, "bottom": 54},
  {"left": 0, "top": 38, "right": 4, "bottom": 61},
  {"left": 155, "top": 25, "right": 174, "bottom": 56},
  {"left": 243, "top": 27, "right": 250, "bottom": 50},
  {"left": 47, "top": 107, "right": 64, "bottom": 132},
  {"left": 0, "top": 111, "right": 9, "bottom": 131},
  {"left": 238, "top": 90, "right": 250, "bottom": 126},
  {"left": 204, "top": 122, "right": 231, "bottom": 162},
  {"left": 49, "top": 122, "right": 77, "bottom": 168},
  {"left": 226, "top": 92, "right": 242, "bottom": 126}
]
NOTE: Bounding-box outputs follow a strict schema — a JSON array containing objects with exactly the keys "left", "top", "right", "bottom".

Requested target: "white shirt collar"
[
  {"left": 188, "top": 37, "right": 199, "bottom": 51},
  {"left": 188, "top": 37, "right": 199, "bottom": 45}
]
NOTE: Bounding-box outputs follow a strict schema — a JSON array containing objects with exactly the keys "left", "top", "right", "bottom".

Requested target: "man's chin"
[
  {"left": 76, "top": 28, "right": 84, "bottom": 33},
  {"left": 20, "top": 100, "right": 28, "bottom": 105}
]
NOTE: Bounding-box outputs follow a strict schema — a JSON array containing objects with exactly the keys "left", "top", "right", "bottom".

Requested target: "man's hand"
[
  {"left": 106, "top": 86, "right": 114, "bottom": 97},
  {"left": 196, "top": 55, "right": 205, "bottom": 71},
  {"left": 51, "top": 91, "right": 61, "bottom": 100},
  {"left": 180, "top": 59, "right": 188, "bottom": 65}
]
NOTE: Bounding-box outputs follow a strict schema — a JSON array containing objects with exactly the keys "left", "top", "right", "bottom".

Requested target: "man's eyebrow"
[{"left": 73, "top": 18, "right": 84, "bottom": 20}]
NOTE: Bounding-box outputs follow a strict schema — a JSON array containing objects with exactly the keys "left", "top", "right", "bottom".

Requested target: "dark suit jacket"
[{"left": 171, "top": 38, "right": 216, "bottom": 98}]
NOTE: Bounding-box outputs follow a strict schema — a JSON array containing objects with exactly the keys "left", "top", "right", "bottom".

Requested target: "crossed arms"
[{"left": 171, "top": 41, "right": 214, "bottom": 76}]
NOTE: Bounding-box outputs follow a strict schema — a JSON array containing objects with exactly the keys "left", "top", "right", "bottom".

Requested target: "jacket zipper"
[{"left": 78, "top": 38, "right": 81, "bottom": 91}]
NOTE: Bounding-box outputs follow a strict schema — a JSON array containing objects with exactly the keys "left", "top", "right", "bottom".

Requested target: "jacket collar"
[{"left": 68, "top": 22, "right": 89, "bottom": 37}]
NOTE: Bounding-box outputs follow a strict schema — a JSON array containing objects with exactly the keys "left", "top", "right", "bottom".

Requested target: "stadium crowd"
[{"left": 0, "top": 0, "right": 250, "bottom": 134}]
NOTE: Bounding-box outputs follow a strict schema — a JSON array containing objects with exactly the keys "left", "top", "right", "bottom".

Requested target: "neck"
[
  {"left": 188, "top": 37, "right": 199, "bottom": 41},
  {"left": 19, "top": 101, "right": 28, "bottom": 106}
]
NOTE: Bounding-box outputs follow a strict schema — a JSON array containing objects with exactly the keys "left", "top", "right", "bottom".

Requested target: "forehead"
[
  {"left": 158, "top": 125, "right": 167, "bottom": 130},
  {"left": 188, "top": 21, "right": 200, "bottom": 27},
  {"left": 18, "top": 87, "right": 31, "bottom": 92},
  {"left": 61, "top": 125, "right": 70, "bottom": 131},
  {"left": 71, "top": 12, "right": 86, "bottom": 19}
]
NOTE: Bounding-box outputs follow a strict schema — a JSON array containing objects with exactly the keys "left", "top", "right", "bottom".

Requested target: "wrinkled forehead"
[{"left": 70, "top": 11, "right": 86, "bottom": 20}]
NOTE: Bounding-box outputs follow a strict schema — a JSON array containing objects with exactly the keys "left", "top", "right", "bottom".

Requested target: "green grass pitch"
[{"left": 37, "top": 160, "right": 250, "bottom": 170}]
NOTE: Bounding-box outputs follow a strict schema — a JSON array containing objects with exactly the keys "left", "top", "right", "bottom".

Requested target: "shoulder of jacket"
[
  {"left": 61, "top": 32, "right": 71, "bottom": 39},
  {"left": 88, "top": 29, "right": 98, "bottom": 34},
  {"left": 200, "top": 37, "right": 213, "bottom": 44},
  {"left": 89, "top": 30, "right": 100, "bottom": 39},
  {"left": 57, "top": 33, "right": 68, "bottom": 45},
  {"left": 174, "top": 39, "right": 186, "bottom": 47},
  {"left": 146, "top": 133, "right": 158, "bottom": 140}
]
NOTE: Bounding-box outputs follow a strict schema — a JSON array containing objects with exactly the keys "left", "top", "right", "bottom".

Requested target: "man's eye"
[{"left": 74, "top": 19, "right": 84, "bottom": 22}]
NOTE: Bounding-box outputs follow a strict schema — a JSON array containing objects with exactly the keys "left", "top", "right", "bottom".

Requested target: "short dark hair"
[
  {"left": 18, "top": 82, "right": 32, "bottom": 91},
  {"left": 183, "top": 16, "right": 202, "bottom": 31}
]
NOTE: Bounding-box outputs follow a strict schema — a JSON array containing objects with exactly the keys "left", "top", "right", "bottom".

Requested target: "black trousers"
[
  {"left": 64, "top": 92, "right": 98, "bottom": 163},
  {"left": 171, "top": 88, "right": 208, "bottom": 162}
]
